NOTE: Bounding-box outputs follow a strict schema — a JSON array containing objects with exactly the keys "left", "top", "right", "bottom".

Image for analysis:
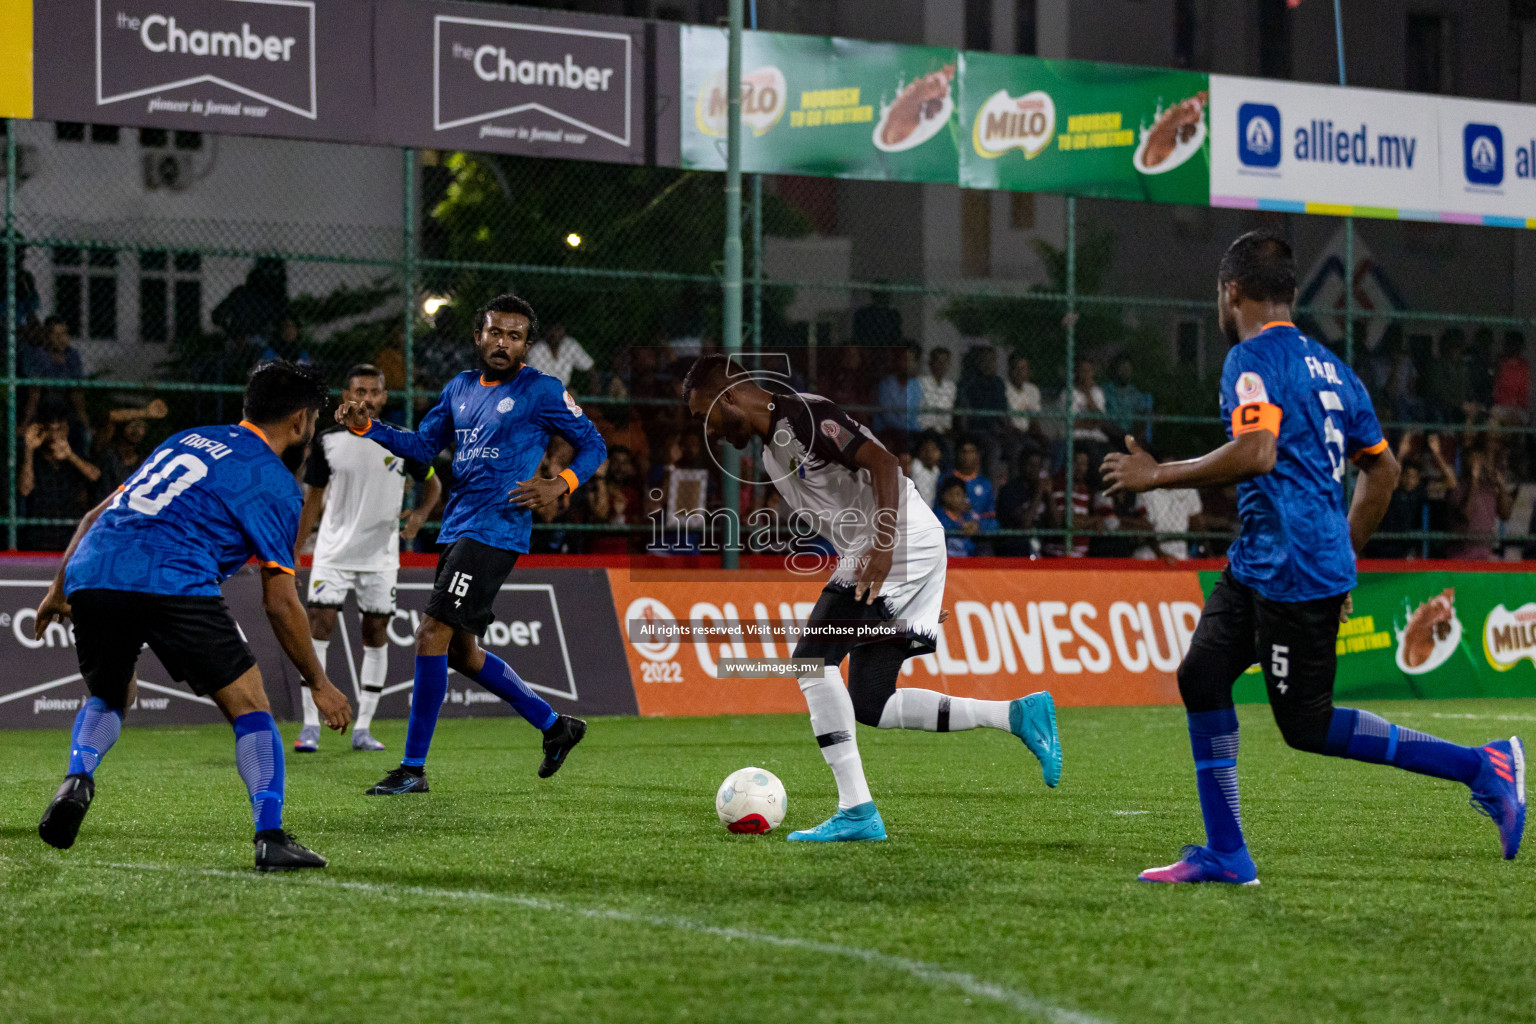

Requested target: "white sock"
[
  {"left": 877, "top": 689, "right": 1012, "bottom": 732},
  {"left": 302, "top": 639, "right": 329, "bottom": 728},
  {"left": 356, "top": 644, "right": 387, "bottom": 732},
  {"left": 798, "top": 663, "right": 872, "bottom": 808}
]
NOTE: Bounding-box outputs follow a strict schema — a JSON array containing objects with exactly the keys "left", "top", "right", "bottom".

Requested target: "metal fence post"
[
  {"left": 5, "top": 122, "right": 17, "bottom": 550},
  {"left": 402, "top": 149, "right": 417, "bottom": 430},
  {"left": 1063, "top": 195, "right": 1077, "bottom": 555},
  {"left": 720, "top": 0, "right": 744, "bottom": 570}
]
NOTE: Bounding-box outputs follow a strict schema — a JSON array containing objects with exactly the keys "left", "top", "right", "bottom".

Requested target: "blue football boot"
[
  {"left": 1010, "top": 691, "right": 1062, "bottom": 787},
  {"left": 1470, "top": 737, "right": 1526, "bottom": 860},
  {"left": 1138, "top": 844, "right": 1260, "bottom": 886},
  {"left": 786, "top": 801, "right": 887, "bottom": 842}
]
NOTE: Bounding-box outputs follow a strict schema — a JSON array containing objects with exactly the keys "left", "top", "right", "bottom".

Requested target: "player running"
[
  {"left": 33, "top": 360, "right": 352, "bottom": 871},
  {"left": 1102, "top": 232, "right": 1525, "bottom": 884},
  {"left": 335, "top": 294, "right": 604, "bottom": 796},
  {"left": 293, "top": 363, "right": 441, "bottom": 753},
  {"left": 682, "top": 354, "right": 1061, "bottom": 843}
]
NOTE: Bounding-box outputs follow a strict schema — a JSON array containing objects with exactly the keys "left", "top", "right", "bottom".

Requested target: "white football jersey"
[{"left": 305, "top": 426, "right": 433, "bottom": 572}]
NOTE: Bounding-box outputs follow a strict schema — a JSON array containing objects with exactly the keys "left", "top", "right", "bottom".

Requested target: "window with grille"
[{"left": 138, "top": 250, "right": 203, "bottom": 343}]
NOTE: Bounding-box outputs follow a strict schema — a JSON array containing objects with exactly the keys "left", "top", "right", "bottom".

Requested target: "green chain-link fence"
[{"left": 5, "top": 117, "right": 1535, "bottom": 559}]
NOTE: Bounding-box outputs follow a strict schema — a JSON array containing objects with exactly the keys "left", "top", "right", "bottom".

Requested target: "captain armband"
[{"left": 1231, "top": 402, "right": 1281, "bottom": 437}]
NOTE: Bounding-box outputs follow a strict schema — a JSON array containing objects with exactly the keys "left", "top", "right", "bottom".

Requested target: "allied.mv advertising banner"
[
  {"left": 679, "top": 26, "right": 960, "bottom": 184},
  {"left": 959, "top": 54, "right": 1210, "bottom": 206}
]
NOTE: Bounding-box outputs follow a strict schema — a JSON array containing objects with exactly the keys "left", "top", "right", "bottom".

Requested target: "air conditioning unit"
[
  {"left": 143, "top": 151, "right": 196, "bottom": 191},
  {"left": 0, "top": 143, "right": 37, "bottom": 182}
]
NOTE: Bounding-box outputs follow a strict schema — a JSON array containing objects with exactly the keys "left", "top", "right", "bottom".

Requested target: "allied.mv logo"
[
  {"left": 1464, "top": 123, "right": 1503, "bottom": 186},
  {"left": 1237, "top": 103, "right": 1281, "bottom": 168}
]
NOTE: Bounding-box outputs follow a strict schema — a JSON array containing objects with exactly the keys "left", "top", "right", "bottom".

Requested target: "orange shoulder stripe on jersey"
[
  {"left": 1259, "top": 320, "right": 1295, "bottom": 332},
  {"left": 559, "top": 468, "right": 580, "bottom": 494},
  {"left": 347, "top": 417, "right": 373, "bottom": 436},
  {"left": 1351, "top": 438, "right": 1389, "bottom": 461},
  {"left": 260, "top": 561, "right": 296, "bottom": 575},
  {"left": 1232, "top": 401, "right": 1281, "bottom": 437}
]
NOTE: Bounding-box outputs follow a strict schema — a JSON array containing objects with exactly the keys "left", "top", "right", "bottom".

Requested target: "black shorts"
[
  {"left": 1182, "top": 568, "right": 1346, "bottom": 719},
  {"left": 424, "top": 538, "right": 520, "bottom": 637},
  {"left": 69, "top": 589, "right": 258, "bottom": 708}
]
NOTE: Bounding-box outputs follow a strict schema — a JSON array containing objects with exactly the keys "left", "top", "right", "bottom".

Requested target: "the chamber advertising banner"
[
  {"left": 375, "top": 0, "right": 647, "bottom": 164},
  {"left": 33, "top": 0, "right": 377, "bottom": 142},
  {"left": 958, "top": 53, "right": 1210, "bottom": 205},
  {"left": 678, "top": 26, "right": 959, "bottom": 183}
]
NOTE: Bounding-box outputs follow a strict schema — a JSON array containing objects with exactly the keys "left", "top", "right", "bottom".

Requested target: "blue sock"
[
  {"left": 473, "top": 653, "right": 558, "bottom": 731},
  {"left": 1188, "top": 708, "right": 1246, "bottom": 853},
  {"left": 402, "top": 654, "right": 450, "bottom": 767},
  {"left": 67, "top": 697, "right": 123, "bottom": 777},
  {"left": 1324, "top": 708, "right": 1482, "bottom": 784},
  {"left": 232, "top": 712, "right": 285, "bottom": 833}
]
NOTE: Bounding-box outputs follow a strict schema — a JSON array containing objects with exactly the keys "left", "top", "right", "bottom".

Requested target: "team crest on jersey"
[
  {"left": 820, "top": 418, "right": 853, "bottom": 449},
  {"left": 563, "top": 390, "right": 584, "bottom": 418},
  {"left": 497, "top": 397, "right": 515, "bottom": 414},
  {"left": 1236, "top": 371, "right": 1268, "bottom": 404}
]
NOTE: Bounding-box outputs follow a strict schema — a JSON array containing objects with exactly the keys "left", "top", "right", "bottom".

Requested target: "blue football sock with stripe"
[
  {"left": 232, "top": 712, "right": 285, "bottom": 833},
  {"left": 1324, "top": 708, "right": 1481, "bottom": 784},
  {"left": 1188, "top": 708, "right": 1246, "bottom": 853},
  {"left": 473, "top": 653, "right": 558, "bottom": 731},
  {"left": 402, "top": 654, "right": 449, "bottom": 767},
  {"left": 68, "top": 697, "right": 123, "bottom": 777}
]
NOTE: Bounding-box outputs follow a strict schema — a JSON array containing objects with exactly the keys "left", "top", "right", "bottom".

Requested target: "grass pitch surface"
[{"left": 3, "top": 700, "right": 1535, "bottom": 1024}]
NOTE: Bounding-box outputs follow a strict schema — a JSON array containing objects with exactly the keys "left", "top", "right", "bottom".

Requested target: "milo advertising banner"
[
  {"left": 958, "top": 53, "right": 1209, "bottom": 205},
  {"left": 1220, "top": 571, "right": 1536, "bottom": 704},
  {"left": 679, "top": 26, "right": 959, "bottom": 183}
]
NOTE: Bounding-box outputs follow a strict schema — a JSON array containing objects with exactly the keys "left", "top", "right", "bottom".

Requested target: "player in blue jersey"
[
  {"left": 32, "top": 361, "right": 353, "bottom": 871},
  {"left": 335, "top": 294, "right": 606, "bottom": 796},
  {"left": 1102, "top": 232, "right": 1525, "bottom": 884}
]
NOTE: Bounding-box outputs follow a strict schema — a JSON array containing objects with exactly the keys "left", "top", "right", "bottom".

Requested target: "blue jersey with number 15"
[
  {"left": 1220, "top": 322, "right": 1387, "bottom": 603},
  {"left": 65, "top": 422, "right": 301, "bottom": 598}
]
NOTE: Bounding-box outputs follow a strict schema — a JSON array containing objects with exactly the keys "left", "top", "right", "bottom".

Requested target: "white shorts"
[
  {"left": 307, "top": 565, "right": 398, "bottom": 616},
  {"left": 829, "top": 526, "right": 947, "bottom": 655}
]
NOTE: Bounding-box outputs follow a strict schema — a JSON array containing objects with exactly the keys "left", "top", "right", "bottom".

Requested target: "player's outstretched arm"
[
  {"left": 260, "top": 566, "right": 352, "bottom": 731},
  {"left": 33, "top": 492, "right": 114, "bottom": 639},
  {"left": 1346, "top": 446, "right": 1401, "bottom": 555},
  {"left": 1103, "top": 432, "right": 1275, "bottom": 496},
  {"left": 335, "top": 390, "right": 452, "bottom": 465}
]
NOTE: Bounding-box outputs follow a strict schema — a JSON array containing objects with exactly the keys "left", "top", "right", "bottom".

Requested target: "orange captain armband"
[
  {"left": 1351, "top": 438, "right": 1389, "bottom": 462},
  {"left": 558, "top": 468, "right": 580, "bottom": 493},
  {"left": 1231, "top": 402, "right": 1281, "bottom": 437}
]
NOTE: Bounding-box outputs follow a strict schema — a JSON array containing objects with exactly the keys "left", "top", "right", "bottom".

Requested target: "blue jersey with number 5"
[
  {"left": 66, "top": 422, "right": 301, "bottom": 598},
  {"left": 1219, "top": 322, "right": 1386, "bottom": 602}
]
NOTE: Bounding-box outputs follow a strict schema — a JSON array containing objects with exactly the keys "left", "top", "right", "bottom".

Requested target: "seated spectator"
[
  {"left": 1126, "top": 445, "right": 1202, "bottom": 560},
  {"left": 1366, "top": 457, "right": 1428, "bottom": 559},
  {"left": 1102, "top": 354, "right": 1153, "bottom": 444},
  {"left": 1441, "top": 435, "right": 1514, "bottom": 560},
  {"left": 19, "top": 405, "right": 100, "bottom": 551},
  {"left": 822, "top": 346, "right": 875, "bottom": 425},
  {"left": 956, "top": 346, "right": 1009, "bottom": 472},
  {"left": 916, "top": 346, "right": 956, "bottom": 436},
  {"left": 1045, "top": 449, "right": 1110, "bottom": 558},
  {"left": 874, "top": 341, "right": 923, "bottom": 447},
  {"left": 907, "top": 432, "right": 944, "bottom": 508},
  {"left": 1427, "top": 329, "right": 1471, "bottom": 423},
  {"left": 935, "top": 476, "right": 996, "bottom": 557},
  {"left": 1059, "top": 358, "right": 1111, "bottom": 468},
  {"left": 1003, "top": 354, "right": 1046, "bottom": 461},
  {"left": 1093, "top": 488, "right": 1150, "bottom": 559},
  {"left": 995, "top": 450, "right": 1050, "bottom": 557},
  {"left": 93, "top": 398, "right": 168, "bottom": 497},
  {"left": 526, "top": 321, "right": 595, "bottom": 390},
  {"left": 1492, "top": 332, "right": 1530, "bottom": 425},
  {"left": 22, "top": 315, "right": 89, "bottom": 443},
  {"left": 950, "top": 440, "right": 995, "bottom": 524}
]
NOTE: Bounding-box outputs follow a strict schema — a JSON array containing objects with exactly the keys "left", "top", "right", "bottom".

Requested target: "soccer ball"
[{"left": 715, "top": 767, "right": 787, "bottom": 834}]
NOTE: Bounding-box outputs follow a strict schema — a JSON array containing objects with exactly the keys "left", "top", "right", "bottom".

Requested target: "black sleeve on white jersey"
[
  {"left": 783, "top": 395, "right": 869, "bottom": 472},
  {"left": 405, "top": 456, "right": 434, "bottom": 482},
  {"left": 303, "top": 428, "right": 335, "bottom": 488}
]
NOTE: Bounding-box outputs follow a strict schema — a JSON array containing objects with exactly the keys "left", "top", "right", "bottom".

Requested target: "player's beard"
[
  {"left": 1219, "top": 310, "right": 1241, "bottom": 348},
  {"left": 479, "top": 351, "right": 521, "bottom": 382},
  {"left": 281, "top": 439, "right": 308, "bottom": 473}
]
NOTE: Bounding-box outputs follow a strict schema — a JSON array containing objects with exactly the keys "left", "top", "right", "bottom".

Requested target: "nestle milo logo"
[
  {"left": 98, "top": 0, "right": 317, "bottom": 119},
  {"left": 434, "top": 15, "right": 633, "bottom": 147},
  {"left": 1485, "top": 602, "right": 1536, "bottom": 671}
]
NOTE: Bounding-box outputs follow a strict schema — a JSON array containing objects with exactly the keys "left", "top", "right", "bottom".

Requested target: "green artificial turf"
[{"left": 3, "top": 701, "right": 1534, "bottom": 1024}]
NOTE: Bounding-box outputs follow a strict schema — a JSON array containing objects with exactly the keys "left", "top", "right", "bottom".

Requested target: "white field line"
[{"left": 92, "top": 860, "right": 1109, "bottom": 1024}]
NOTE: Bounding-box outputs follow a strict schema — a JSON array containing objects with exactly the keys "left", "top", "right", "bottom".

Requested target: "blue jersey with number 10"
[
  {"left": 65, "top": 422, "right": 301, "bottom": 598},
  {"left": 1220, "top": 322, "right": 1387, "bottom": 603}
]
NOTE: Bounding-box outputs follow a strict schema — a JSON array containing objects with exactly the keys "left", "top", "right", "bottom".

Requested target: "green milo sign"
[{"left": 1197, "top": 571, "right": 1536, "bottom": 704}]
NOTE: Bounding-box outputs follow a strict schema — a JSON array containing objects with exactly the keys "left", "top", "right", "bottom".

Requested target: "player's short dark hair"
[
  {"left": 344, "top": 363, "right": 386, "bottom": 388},
  {"left": 43, "top": 314, "right": 68, "bottom": 334},
  {"left": 473, "top": 293, "right": 539, "bottom": 337},
  {"left": 243, "top": 359, "right": 328, "bottom": 425},
  {"left": 35, "top": 399, "right": 70, "bottom": 425},
  {"left": 1219, "top": 230, "right": 1297, "bottom": 303},
  {"left": 681, "top": 353, "right": 743, "bottom": 403}
]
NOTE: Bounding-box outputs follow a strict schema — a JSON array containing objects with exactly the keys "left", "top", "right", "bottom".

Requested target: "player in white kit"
[
  {"left": 294, "top": 365, "right": 441, "bottom": 752},
  {"left": 682, "top": 354, "right": 1062, "bottom": 842}
]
